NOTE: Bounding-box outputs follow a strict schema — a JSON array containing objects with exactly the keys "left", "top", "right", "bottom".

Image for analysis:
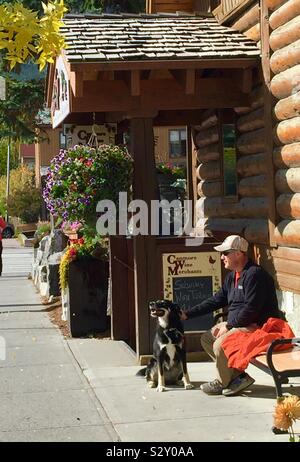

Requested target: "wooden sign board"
[
  {"left": 63, "top": 124, "right": 117, "bottom": 148},
  {"left": 51, "top": 56, "right": 70, "bottom": 128},
  {"left": 162, "top": 251, "right": 222, "bottom": 331}
]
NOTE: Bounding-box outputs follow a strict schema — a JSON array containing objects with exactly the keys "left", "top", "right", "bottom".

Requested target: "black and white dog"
[{"left": 137, "top": 300, "right": 194, "bottom": 392}]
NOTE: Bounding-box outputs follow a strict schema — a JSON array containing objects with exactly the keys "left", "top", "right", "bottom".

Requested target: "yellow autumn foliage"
[{"left": 0, "top": 0, "right": 67, "bottom": 70}]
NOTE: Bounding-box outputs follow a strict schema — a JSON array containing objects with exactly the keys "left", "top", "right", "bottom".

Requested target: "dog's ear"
[{"left": 171, "top": 303, "right": 181, "bottom": 311}]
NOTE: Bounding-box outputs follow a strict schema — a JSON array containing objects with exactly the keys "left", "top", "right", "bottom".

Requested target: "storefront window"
[
  {"left": 59, "top": 131, "right": 66, "bottom": 149},
  {"left": 222, "top": 124, "right": 237, "bottom": 196},
  {"left": 169, "top": 128, "right": 187, "bottom": 158}
]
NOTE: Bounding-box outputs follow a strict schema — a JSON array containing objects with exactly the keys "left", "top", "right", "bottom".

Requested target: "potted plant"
[{"left": 59, "top": 235, "right": 109, "bottom": 337}]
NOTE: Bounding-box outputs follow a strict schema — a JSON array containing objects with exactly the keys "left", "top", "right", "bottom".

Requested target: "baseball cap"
[{"left": 214, "top": 235, "right": 249, "bottom": 253}]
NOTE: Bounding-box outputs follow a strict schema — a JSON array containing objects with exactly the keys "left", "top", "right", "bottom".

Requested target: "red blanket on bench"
[{"left": 222, "top": 318, "right": 295, "bottom": 370}]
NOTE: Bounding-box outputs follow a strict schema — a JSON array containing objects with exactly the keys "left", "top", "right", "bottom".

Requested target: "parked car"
[{"left": 2, "top": 222, "right": 15, "bottom": 238}]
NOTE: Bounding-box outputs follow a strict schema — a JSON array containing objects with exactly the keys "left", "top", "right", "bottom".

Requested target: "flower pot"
[{"left": 68, "top": 258, "right": 109, "bottom": 337}]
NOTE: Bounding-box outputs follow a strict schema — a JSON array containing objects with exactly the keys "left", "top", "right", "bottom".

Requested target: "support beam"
[
  {"left": 72, "top": 78, "right": 249, "bottom": 113},
  {"left": 70, "top": 71, "right": 83, "bottom": 97},
  {"left": 170, "top": 69, "right": 196, "bottom": 95},
  {"left": 241, "top": 68, "right": 253, "bottom": 93},
  {"left": 130, "top": 118, "right": 159, "bottom": 357},
  {"left": 70, "top": 58, "right": 259, "bottom": 73},
  {"left": 121, "top": 70, "right": 141, "bottom": 96}
]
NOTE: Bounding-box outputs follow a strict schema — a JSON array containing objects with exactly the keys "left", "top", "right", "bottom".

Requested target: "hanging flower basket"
[{"left": 43, "top": 144, "right": 133, "bottom": 224}]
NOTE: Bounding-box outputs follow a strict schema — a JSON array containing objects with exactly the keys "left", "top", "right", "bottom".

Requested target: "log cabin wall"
[
  {"left": 210, "top": 0, "right": 300, "bottom": 332},
  {"left": 269, "top": 0, "right": 300, "bottom": 249},
  {"left": 194, "top": 1, "right": 267, "bottom": 244},
  {"left": 268, "top": 0, "right": 300, "bottom": 325}
]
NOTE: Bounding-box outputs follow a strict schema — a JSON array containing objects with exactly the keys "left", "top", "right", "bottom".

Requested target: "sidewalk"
[
  {"left": 67, "top": 338, "right": 299, "bottom": 442},
  {"left": 0, "top": 242, "right": 299, "bottom": 441}
]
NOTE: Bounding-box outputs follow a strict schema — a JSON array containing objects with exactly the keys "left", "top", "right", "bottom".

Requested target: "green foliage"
[
  {"left": 7, "top": 187, "right": 41, "bottom": 223},
  {"left": 0, "top": 0, "right": 145, "bottom": 14},
  {"left": 0, "top": 139, "right": 19, "bottom": 175},
  {"left": 59, "top": 235, "right": 108, "bottom": 289},
  {"left": 0, "top": 164, "right": 40, "bottom": 223},
  {"left": 156, "top": 162, "right": 186, "bottom": 179},
  {"left": 0, "top": 75, "right": 44, "bottom": 141}
]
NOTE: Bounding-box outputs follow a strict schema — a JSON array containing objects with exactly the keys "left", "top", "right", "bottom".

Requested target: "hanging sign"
[
  {"left": 51, "top": 56, "right": 70, "bottom": 129},
  {"left": 63, "top": 124, "right": 117, "bottom": 148},
  {"left": 162, "top": 252, "right": 222, "bottom": 331}
]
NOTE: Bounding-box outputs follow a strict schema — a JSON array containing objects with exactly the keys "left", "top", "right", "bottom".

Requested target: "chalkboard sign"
[
  {"left": 172, "top": 276, "right": 214, "bottom": 331},
  {"left": 162, "top": 251, "right": 222, "bottom": 332}
]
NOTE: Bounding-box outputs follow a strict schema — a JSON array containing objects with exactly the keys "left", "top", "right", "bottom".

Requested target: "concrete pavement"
[{"left": 1, "top": 239, "right": 299, "bottom": 442}]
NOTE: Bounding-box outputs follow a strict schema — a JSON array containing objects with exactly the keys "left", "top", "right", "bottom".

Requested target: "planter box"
[{"left": 68, "top": 258, "right": 109, "bottom": 337}]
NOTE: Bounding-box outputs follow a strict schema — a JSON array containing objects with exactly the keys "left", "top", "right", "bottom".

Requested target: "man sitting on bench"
[{"left": 181, "top": 235, "right": 283, "bottom": 397}]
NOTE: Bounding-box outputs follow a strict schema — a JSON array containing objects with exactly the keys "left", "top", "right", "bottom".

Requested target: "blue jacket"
[{"left": 186, "top": 260, "right": 281, "bottom": 328}]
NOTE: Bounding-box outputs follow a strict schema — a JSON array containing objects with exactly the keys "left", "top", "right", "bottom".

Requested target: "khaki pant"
[{"left": 201, "top": 328, "right": 242, "bottom": 387}]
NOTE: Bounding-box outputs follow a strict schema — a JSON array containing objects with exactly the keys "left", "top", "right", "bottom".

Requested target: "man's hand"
[
  {"left": 211, "top": 321, "right": 228, "bottom": 338},
  {"left": 180, "top": 310, "right": 188, "bottom": 321}
]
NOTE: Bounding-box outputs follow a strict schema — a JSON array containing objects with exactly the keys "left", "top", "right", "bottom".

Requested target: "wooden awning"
[{"left": 47, "top": 13, "right": 260, "bottom": 127}]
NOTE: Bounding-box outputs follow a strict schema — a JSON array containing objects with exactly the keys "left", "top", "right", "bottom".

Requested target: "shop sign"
[
  {"left": 63, "top": 124, "right": 117, "bottom": 148},
  {"left": 51, "top": 56, "right": 70, "bottom": 128},
  {"left": 162, "top": 252, "right": 222, "bottom": 331}
]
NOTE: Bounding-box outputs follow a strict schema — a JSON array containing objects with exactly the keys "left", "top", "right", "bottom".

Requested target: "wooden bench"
[{"left": 250, "top": 337, "right": 300, "bottom": 398}]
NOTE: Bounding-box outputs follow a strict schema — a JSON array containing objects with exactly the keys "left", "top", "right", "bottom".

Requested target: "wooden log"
[
  {"left": 273, "top": 257, "right": 300, "bottom": 277},
  {"left": 196, "top": 161, "right": 220, "bottom": 180},
  {"left": 236, "top": 128, "right": 265, "bottom": 155},
  {"left": 270, "top": 15, "right": 300, "bottom": 51},
  {"left": 270, "top": 39, "right": 300, "bottom": 75},
  {"left": 276, "top": 272, "right": 300, "bottom": 293},
  {"left": 196, "top": 197, "right": 239, "bottom": 218},
  {"left": 273, "top": 143, "right": 300, "bottom": 168},
  {"left": 196, "top": 145, "right": 220, "bottom": 163},
  {"left": 272, "top": 245, "right": 300, "bottom": 260},
  {"left": 270, "top": 64, "right": 300, "bottom": 99},
  {"left": 275, "top": 168, "right": 300, "bottom": 193},
  {"left": 269, "top": 0, "right": 300, "bottom": 30},
  {"left": 276, "top": 193, "right": 300, "bottom": 218},
  {"left": 266, "top": 0, "right": 288, "bottom": 11},
  {"left": 204, "top": 217, "right": 249, "bottom": 234},
  {"left": 244, "top": 219, "right": 269, "bottom": 244},
  {"left": 237, "top": 153, "right": 267, "bottom": 177},
  {"left": 237, "top": 107, "right": 264, "bottom": 133},
  {"left": 274, "top": 219, "right": 300, "bottom": 247},
  {"left": 274, "top": 91, "right": 300, "bottom": 121},
  {"left": 232, "top": 4, "right": 259, "bottom": 33},
  {"left": 194, "top": 125, "right": 219, "bottom": 148},
  {"left": 274, "top": 117, "right": 300, "bottom": 145},
  {"left": 197, "top": 180, "right": 222, "bottom": 197},
  {"left": 193, "top": 112, "right": 218, "bottom": 131},
  {"left": 237, "top": 197, "right": 268, "bottom": 218},
  {"left": 234, "top": 85, "right": 264, "bottom": 115},
  {"left": 238, "top": 175, "right": 268, "bottom": 197},
  {"left": 244, "top": 23, "right": 260, "bottom": 42}
]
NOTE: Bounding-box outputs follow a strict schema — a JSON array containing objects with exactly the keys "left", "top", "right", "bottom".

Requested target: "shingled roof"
[{"left": 61, "top": 14, "right": 260, "bottom": 63}]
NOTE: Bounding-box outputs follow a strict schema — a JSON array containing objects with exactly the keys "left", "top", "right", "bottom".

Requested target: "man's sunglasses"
[{"left": 221, "top": 250, "right": 236, "bottom": 256}]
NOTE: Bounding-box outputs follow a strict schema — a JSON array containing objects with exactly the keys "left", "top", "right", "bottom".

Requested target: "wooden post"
[
  {"left": 130, "top": 118, "right": 159, "bottom": 358},
  {"left": 187, "top": 126, "right": 197, "bottom": 227},
  {"left": 260, "top": 0, "right": 277, "bottom": 247}
]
